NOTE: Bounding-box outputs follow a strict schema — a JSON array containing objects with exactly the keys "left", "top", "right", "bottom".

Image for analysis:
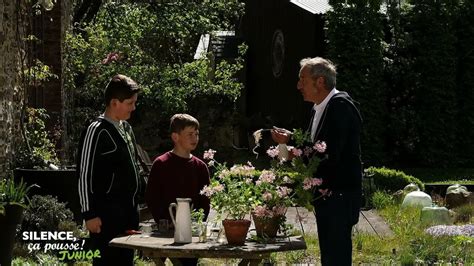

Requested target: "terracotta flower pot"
[
  {"left": 222, "top": 219, "right": 251, "bottom": 245},
  {"left": 252, "top": 214, "right": 282, "bottom": 238}
]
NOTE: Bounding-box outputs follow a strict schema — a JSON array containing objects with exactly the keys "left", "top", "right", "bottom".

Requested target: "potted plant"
[
  {"left": 251, "top": 169, "right": 293, "bottom": 238},
  {"left": 200, "top": 150, "right": 259, "bottom": 245},
  {"left": 0, "top": 178, "right": 33, "bottom": 265}
]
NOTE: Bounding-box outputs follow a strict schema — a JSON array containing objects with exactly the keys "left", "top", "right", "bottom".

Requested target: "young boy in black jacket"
[{"left": 77, "top": 74, "right": 143, "bottom": 266}]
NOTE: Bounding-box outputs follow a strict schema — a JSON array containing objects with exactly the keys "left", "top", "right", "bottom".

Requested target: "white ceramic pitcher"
[{"left": 168, "top": 198, "right": 192, "bottom": 243}]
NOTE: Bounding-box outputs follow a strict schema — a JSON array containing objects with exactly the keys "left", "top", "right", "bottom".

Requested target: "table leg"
[
  {"left": 238, "top": 259, "right": 262, "bottom": 266},
  {"left": 152, "top": 258, "right": 183, "bottom": 266},
  {"left": 153, "top": 258, "right": 166, "bottom": 266}
]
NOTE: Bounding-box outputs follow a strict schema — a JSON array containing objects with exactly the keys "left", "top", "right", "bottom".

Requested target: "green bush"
[
  {"left": 366, "top": 166, "right": 424, "bottom": 192},
  {"left": 20, "top": 195, "right": 75, "bottom": 234}
]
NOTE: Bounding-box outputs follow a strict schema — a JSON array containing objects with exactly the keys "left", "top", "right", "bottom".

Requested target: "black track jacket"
[{"left": 77, "top": 116, "right": 140, "bottom": 221}]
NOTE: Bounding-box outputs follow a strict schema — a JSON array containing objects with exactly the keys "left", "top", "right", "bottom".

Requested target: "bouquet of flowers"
[{"left": 263, "top": 129, "right": 327, "bottom": 211}]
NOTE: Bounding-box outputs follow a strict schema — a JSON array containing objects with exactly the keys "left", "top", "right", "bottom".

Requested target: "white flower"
[{"left": 283, "top": 176, "right": 294, "bottom": 184}]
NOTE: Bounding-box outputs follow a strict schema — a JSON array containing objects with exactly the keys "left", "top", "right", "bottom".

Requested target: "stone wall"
[{"left": 0, "top": 0, "right": 22, "bottom": 179}]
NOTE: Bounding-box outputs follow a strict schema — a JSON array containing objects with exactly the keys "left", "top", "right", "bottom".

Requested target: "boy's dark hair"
[
  {"left": 170, "top": 114, "right": 200, "bottom": 133},
  {"left": 104, "top": 74, "right": 139, "bottom": 105}
]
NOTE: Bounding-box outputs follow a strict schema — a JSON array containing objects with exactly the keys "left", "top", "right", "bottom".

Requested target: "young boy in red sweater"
[{"left": 146, "top": 114, "right": 210, "bottom": 244}]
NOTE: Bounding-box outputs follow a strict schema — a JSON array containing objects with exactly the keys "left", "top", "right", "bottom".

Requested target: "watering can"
[{"left": 169, "top": 198, "right": 192, "bottom": 243}]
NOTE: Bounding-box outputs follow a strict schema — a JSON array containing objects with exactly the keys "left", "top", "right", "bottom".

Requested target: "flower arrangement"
[
  {"left": 200, "top": 130, "right": 326, "bottom": 238},
  {"left": 200, "top": 150, "right": 259, "bottom": 220},
  {"left": 264, "top": 129, "right": 327, "bottom": 211}
]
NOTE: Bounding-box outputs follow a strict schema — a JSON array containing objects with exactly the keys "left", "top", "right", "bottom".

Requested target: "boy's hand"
[
  {"left": 271, "top": 126, "right": 292, "bottom": 144},
  {"left": 86, "top": 217, "right": 102, "bottom": 233}
]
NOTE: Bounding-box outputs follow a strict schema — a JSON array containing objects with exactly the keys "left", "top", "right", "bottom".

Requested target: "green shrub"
[
  {"left": 366, "top": 166, "right": 424, "bottom": 192},
  {"left": 371, "top": 191, "right": 394, "bottom": 210},
  {"left": 14, "top": 108, "right": 59, "bottom": 169},
  {"left": 20, "top": 195, "right": 74, "bottom": 234}
]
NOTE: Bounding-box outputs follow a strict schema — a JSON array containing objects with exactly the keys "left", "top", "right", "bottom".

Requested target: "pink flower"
[
  {"left": 101, "top": 52, "right": 120, "bottom": 65},
  {"left": 203, "top": 149, "right": 216, "bottom": 160},
  {"left": 272, "top": 206, "right": 287, "bottom": 216},
  {"left": 303, "top": 177, "right": 322, "bottom": 190},
  {"left": 292, "top": 148, "right": 303, "bottom": 157},
  {"left": 253, "top": 205, "right": 270, "bottom": 217},
  {"left": 266, "top": 146, "right": 279, "bottom": 158},
  {"left": 200, "top": 184, "right": 225, "bottom": 197},
  {"left": 258, "top": 170, "right": 276, "bottom": 184},
  {"left": 277, "top": 186, "right": 292, "bottom": 198},
  {"left": 262, "top": 192, "right": 273, "bottom": 201},
  {"left": 313, "top": 141, "right": 327, "bottom": 153},
  {"left": 200, "top": 185, "right": 214, "bottom": 197}
]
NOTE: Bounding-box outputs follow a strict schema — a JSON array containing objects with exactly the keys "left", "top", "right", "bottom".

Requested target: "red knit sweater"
[{"left": 145, "top": 151, "right": 211, "bottom": 222}]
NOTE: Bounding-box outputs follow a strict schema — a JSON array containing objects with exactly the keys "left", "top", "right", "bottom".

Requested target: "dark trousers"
[
  {"left": 90, "top": 205, "right": 139, "bottom": 266},
  {"left": 314, "top": 192, "right": 361, "bottom": 266}
]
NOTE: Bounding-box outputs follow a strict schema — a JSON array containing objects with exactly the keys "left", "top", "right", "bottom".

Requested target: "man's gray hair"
[{"left": 299, "top": 57, "right": 337, "bottom": 90}]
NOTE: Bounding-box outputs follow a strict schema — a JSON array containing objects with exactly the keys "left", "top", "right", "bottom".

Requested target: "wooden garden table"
[{"left": 109, "top": 232, "right": 306, "bottom": 266}]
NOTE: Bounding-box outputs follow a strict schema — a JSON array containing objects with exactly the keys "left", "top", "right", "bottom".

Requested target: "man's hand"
[
  {"left": 271, "top": 127, "right": 292, "bottom": 144},
  {"left": 86, "top": 217, "right": 102, "bottom": 233}
]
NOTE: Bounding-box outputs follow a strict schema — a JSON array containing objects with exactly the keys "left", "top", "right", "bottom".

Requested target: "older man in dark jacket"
[{"left": 272, "top": 57, "right": 362, "bottom": 265}]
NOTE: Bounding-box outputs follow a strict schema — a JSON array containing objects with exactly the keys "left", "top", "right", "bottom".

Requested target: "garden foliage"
[
  {"left": 13, "top": 108, "right": 59, "bottom": 169},
  {"left": 65, "top": 0, "right": 245, "bottom": 158},
  {"left": 366, "top": 166, "right": 424, "bottom": 192},
  {"left": 20, "top": 195, "right": 74, "bottom": 234},
  {"left": 326, "top": 0, "right": 387, "bottom": 165},
  {"left": 326, "top": 0, "right": 474, "bottom": 168}
]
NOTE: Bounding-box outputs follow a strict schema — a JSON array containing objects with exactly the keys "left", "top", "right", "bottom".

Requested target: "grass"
[{"left": 378, "top": 203, "right": 473, "bottom": 264}]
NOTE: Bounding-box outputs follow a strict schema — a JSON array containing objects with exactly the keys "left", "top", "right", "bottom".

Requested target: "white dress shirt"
[{"left": 310, "top": 88, "right": 339, "bottom": 141}]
